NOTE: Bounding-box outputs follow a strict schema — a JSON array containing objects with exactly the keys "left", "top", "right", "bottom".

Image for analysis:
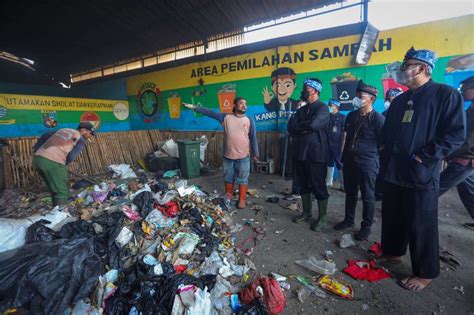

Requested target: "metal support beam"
[{"left": 363, "top": 0, "right": 369, "bottom": 23}]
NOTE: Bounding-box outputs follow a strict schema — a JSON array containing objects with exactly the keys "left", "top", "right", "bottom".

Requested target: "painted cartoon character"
[{"left": 263, "top": 67, "right": 298, "bottom": 112}]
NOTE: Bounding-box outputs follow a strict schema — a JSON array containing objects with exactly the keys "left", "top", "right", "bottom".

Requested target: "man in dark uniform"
[
  {"left": 288, "top": 78, "right": 330, "bottom": 231},
  {"left": 333, "top": 81, "right": 385, "bottom": 241},
  {"left": 379, "top": 47, "right": 466, "bottom": 291},
  {"left": 326, "top": 99, "right": 346, "bottom": 190},
  {"left": 439, "top": 76, "right": 474, "bottom": 229}
]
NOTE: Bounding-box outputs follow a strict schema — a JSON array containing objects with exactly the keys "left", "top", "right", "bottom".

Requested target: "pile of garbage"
[{"left": 0, "top": 175, "right": 285, "bottom": 314}]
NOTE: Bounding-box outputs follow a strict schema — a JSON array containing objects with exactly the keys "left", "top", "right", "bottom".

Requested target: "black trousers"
[
  {"left": 296, "top": 161, "right": 329, "bottom": 200},
  {"left": 343, "top": 161, "right": 377, "bottom": 229},
  {"left": 381, "top": 181, "right": 439, "bottom": 279}
]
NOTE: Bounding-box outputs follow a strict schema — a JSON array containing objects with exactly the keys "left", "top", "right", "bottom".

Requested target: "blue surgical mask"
[
  {"left": 329, "top": 106, "right": 335, "bottom": 114},
  {"left": 352, "top": 97, "right": 363, "bottom": 109},
  {"left": 384, "top": 101, "right": 391, "bottom": 110}
]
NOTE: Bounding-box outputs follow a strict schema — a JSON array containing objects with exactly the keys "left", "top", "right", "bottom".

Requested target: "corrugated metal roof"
[{"left": 0, "top": 0, "right": 342, "bottom": 82}]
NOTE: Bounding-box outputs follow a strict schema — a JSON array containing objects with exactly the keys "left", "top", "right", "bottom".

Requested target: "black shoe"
[
  {"left": 333, "top": 220, "right": 355, "bottom": 230},
  {"left": 354, "top": 227, "right": 371, "bottom": 241}
]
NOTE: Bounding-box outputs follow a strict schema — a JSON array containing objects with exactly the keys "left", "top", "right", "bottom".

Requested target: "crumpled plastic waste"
[
  {"left": 133, "top": 191, "right": 154, "bottom": 218},
  {"left": 108, "top": 164, "right": 137, "bottom": 179},
  {"left": 25, "top": 219, "right": 58, "bottom": 243},
  {"left": 122, "top": 205, "right": 142, "bottom": 221},
  {"left": 295, "top": 256, "right": 336, "bottom": 275},
  {"left": 317, "top": 275, "right": 354, "bottom": 299},
  {"left": 339, "top": 233, "right": 356, "bottom": 248},
  {"left": 343, "top": 260, "right": 391, "bottom": 282}
]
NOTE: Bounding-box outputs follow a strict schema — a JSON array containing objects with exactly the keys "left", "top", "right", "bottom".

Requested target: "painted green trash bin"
[{"left": 177, "top": 140, "right": 201, "bottom": 179}]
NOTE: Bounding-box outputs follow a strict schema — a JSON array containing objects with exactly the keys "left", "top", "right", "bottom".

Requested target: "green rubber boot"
[
  {"left": 292, "top": 194, "right": 312, "bottom": 223},
  {"left": 311, "top": 199, "right": 328, "bottom": 231}
]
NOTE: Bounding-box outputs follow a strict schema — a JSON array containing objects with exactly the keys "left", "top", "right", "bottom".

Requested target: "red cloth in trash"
[
  {"left": 174, "top": 265, "right": 187, "bottom": 274},
  {"left": 343, "top": 260, "right": 391, "bottom": 282},
  {"left": 154, "top": 201, "right": 179, "bottom": 217},
  {"left": 369, "top": 242, "right": 382, "bottom": 257}
]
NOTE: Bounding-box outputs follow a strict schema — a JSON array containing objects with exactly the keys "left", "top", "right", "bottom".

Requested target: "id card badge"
[
  {"left": 332, "top": 125, "right": 337, "bottom": 133},
  {"left": 402, "top": 110, "right": 414, "bottom": 123}
]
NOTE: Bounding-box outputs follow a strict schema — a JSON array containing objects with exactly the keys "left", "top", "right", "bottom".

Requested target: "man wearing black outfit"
[
  {"left": 333, "top": 81, "right": 385, "bottom": 241},
  {"left": 288, "top": 78, "right": 330, "bottom": 231}
]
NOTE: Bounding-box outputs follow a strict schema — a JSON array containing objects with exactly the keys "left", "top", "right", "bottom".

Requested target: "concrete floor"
[{"left": 188, "top": 172, "right": 474, "bottom": 314}]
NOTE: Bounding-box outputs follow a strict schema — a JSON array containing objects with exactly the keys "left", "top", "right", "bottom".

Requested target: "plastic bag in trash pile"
[{"left": 0, "top": 212, "right": 125, "bottom": 315}]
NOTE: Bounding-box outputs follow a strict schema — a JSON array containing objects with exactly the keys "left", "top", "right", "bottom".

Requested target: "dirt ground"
[{"left": 188, "top": 172, "right": 474, "bottom": 314}]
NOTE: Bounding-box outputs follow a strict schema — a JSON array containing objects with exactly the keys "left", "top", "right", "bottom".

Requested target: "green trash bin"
[{"left": 177, "top": 140, "right": 201, "bottom": 179}]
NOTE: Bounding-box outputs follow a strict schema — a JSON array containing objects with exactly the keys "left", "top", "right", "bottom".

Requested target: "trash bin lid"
[{"left": 176, "top": 140, "right": 201, "bottom": 145}]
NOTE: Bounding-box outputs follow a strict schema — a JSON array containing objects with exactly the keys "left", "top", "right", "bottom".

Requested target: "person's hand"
[
  {"left": 262, "top": 86, "right": 272, "bottom": 104},
  {"left": 414, "top": 155, "right": 423, "bottom": 164},
  {"left": 182, "top": 102, "right": 196, "bottom": 110},
  {"left": 252, "top": 156, "right": 259, "bottom": 162}
]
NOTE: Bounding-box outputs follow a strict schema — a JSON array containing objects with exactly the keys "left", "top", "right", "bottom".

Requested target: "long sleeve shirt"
[
  {"left": 381, "top": 80, "right": 466, "bottom": 190},
  {"left": 287, "top": 99, "right": 330, "bottom": 163},
  {"left": 342, "top": 109, "right": 385, "bottom": 168},
  {"left": 33, "top": 128, "right": 86, "bottom": 165},
  {"left": 194, "top": 107, "right": 259, "bottom": 160}
]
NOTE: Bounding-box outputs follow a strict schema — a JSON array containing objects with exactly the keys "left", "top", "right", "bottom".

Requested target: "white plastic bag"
[
  {"left": 153, "top": 190, "right": 178, "bottom": 205},
  {"left": 199, "top": 135, "right": 208, "bottom": 166},
  {"left": 0, "top": 206, "right": 71, "bottom": 253},
  {"left": 186, "top": 287, "right": 211, "bottom": 315},
  {"left": 161, "top": 139, "right": 179, "bottom": 158},
  {"left": 108, "top": 164, "right": 137, "bottom": 179},
  {"left": 145, "top": 209, "right": 175, "bottom": 228},
  {"left": 295, "top": 256, "right": 336, "bottom": 275},
  {"left": 115, "top": 227, "right": 133, "bottom": 247}
]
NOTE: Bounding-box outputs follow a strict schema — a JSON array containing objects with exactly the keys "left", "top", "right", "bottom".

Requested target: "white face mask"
[{"left": 384, "top": 101, "right": 391, "bottom": 110}]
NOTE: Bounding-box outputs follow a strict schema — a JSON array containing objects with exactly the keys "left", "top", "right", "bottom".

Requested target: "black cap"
[
  {"left": 356, "top": 80, "right": 378, "bottom": 97},
  {"left": 77, "top": 122, "right": 95, "bottom": 135}
]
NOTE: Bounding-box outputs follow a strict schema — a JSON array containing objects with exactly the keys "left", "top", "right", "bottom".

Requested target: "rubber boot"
[
  {"left": 237, "top": 184, "right": 247, "bottom": 209},
  {"left": 292, "top": 194, "right": 312, "bottom": 223},
  {"left": 224, "top": 182, "right": 234, "bottom": 199},
  {"left": 311, "top": 199, "right": 328, "bottom": 231}
]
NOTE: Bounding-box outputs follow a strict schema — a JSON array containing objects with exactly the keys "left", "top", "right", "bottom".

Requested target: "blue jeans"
[
  {"left": 439, "top": 162, "right": 474, "bottom": 219},
  {"left": 223, "top": 156, "right": 250, "bottom": 185}
]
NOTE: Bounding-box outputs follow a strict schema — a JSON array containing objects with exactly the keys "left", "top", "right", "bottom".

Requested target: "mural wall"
[
  {"left": 126, "top": 15, "right": 474, "bottom": 132},
  {"left": 0, "top": 15, "right": 472, "bottom": 138},
  {"left": 0, "top": 79, "right": 129, "bottom": 137}
]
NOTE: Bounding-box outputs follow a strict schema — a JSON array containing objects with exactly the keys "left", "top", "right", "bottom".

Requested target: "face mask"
[
  {"left": 352, "top": 97, "right": 363, "bottom": 109},
  {"left": 300, "top": 89, "right": 310, "bottom": 101},
  {"left": 329, "top": 107, "right": 335, "bottom": 114},
  {"left": 394, "top": 66, "right": 421, "bottom": 85},
  {"left": 384, "top": 101, "right": 391, "bottom": 110}
]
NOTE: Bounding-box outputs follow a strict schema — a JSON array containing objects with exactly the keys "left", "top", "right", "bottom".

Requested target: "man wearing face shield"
[
  {"left": 333, "top": 81, "right": 385, "bottom": 241},
  {"left": 288, "top": 78, "right": 330, "bottom": 231},
  {"left": 183, "top": 98, "right": 259, "bottom": 209},
  {"left": 439, "top": 76, "right": 474, "bottom": 229},
  {"left": 326, "top": 99, "right": 346, "bottom": 190},
  {"left": 382, "top": 88, "right": 403, "bottom": 117},
  {"left": 379, "top": 47, "right": 466, "bottom": 292}
]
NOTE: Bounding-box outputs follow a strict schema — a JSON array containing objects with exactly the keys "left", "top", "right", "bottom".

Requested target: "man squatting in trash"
[
  {"left": 288, "top": 78, "right": 330, "bottom": 231},
  {"left": 333, "top": 81, "right": 385, "bottom": 241},
  {"left": 183, "top": 98, "right": 259, "bottom": 209},
  {"left": 32, "top": 122, "right": 95, "bottom": 206},
  {"left": 379, "top": 47, "right": 466, "bottom": 291}
]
